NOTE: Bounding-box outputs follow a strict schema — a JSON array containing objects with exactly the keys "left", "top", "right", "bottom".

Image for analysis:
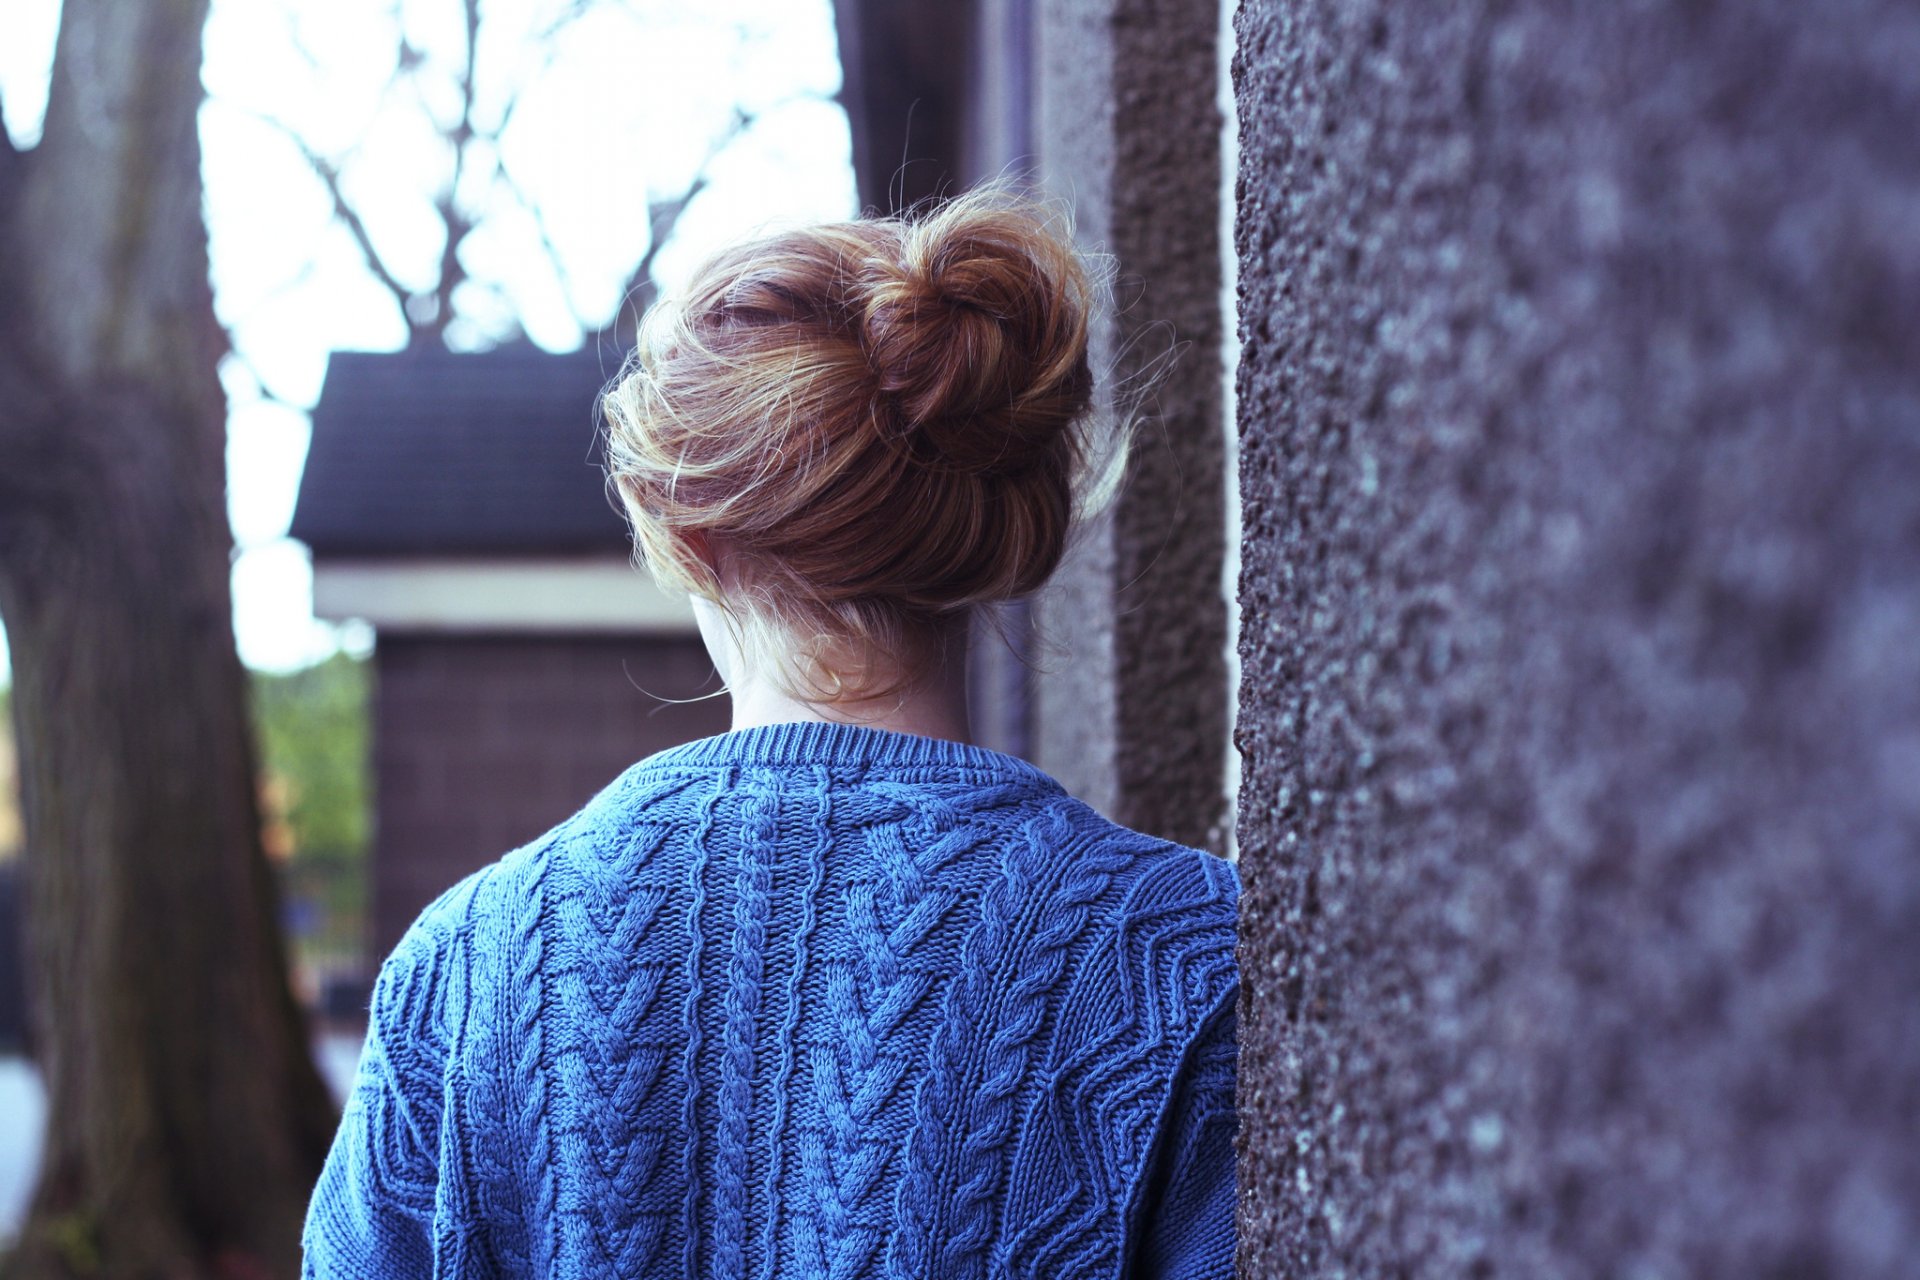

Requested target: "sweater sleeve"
[
  {"left": 1126, "top": 983, "right": 1241, "bottom": 1280},
  {"left": 301, "top": 922, "right": 452, "bottom": 1280}
]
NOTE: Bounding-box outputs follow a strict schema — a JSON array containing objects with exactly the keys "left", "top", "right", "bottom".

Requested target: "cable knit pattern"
[{"left": 301, "top": 720, "right": 1241, "bottom": 1280}]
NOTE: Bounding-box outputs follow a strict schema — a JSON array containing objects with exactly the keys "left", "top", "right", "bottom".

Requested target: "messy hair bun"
[
  {"left": 601, "top": 178, "right": 1125, "bottom": 704},
  {"left": 859, "top": 209, "right": 1094, "bottom": 475}
]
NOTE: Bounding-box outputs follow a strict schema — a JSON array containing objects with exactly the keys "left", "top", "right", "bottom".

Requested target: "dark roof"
[{"left": 290, "top": 341, "right": 635, "bottom": 558}]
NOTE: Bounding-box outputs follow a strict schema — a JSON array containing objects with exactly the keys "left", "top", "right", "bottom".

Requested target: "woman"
[{"left": 301, "top": 180, "right": 1241, "bottom": 1280}]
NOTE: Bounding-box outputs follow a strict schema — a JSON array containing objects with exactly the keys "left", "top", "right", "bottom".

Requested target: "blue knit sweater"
[{"left": 302, "top": 720, "right": 1241, "bottom": 1280}]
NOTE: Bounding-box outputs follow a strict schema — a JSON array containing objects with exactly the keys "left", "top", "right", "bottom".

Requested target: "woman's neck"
[
  {"left": 726, "top": 668, "right": 975, "bottom": 745},
  {"left": 693, "top": 595, "right": 976, "bottom": 745}
]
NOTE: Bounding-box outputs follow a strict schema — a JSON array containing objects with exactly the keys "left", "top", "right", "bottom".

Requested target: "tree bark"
[{"left": 0, "top": 1, "right": 336, "bottom": 1276}]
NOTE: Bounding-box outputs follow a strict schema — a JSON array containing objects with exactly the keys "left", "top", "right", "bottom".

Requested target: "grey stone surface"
[
  {"left": 1232, "top": 1, "right": 1920, "bottom": 1276},
  {"left": 1032, "top": 0, "right": 1232, "bottom": 852}
]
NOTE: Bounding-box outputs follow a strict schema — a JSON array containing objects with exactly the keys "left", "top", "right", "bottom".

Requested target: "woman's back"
[
  {"left": 302, "top": 719, "right": 1239, "bottom": 1279},
  {"left": 303, "top": 180, "right": 1241, "bottom": 1278}
]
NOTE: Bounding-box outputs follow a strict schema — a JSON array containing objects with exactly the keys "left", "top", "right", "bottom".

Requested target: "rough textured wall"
[
  {"left": 1033, "top": 0, "right": 1231, "bottom": 851},
  {"left": 1232, "top": 2, "right": 1920, "bottom": 1276}
]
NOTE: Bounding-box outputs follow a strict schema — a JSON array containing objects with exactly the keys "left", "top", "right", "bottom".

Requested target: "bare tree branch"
[
  {"left": 278, "top": 5, "right": 324, "bottom": 73},
  {"left": 225, "top": 253, "right": 321, "bottom": 336},
  {"left": 425, "top": 0, "right": 484, "bottom": 340},
  {"left": 229, "top": 106, "right": 416, "bottom": 320},
  {"left": 451, "top": 277, "right": 524, "bottom": 347},
  {"left": 488, "top": 39, "right": 561, "bottom": 143},
  {"left": 228, "top": 4, "right": 835, "bottom": 355},
  {"left": 492, "top": 157, "right": 581, "bottom": 321},
  {"left": 602, "top": 96, "right": 829, "bottom": 340},
  {"left": 534, "top": 0, "right": 602, "bottom": 43},
  {"left": 595, "top": 176, "right": 705, "bottom": 346}
]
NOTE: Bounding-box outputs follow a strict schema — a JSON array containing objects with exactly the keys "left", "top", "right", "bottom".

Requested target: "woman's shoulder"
[
  {"left": 364, "top": 803, "right": 595, "bottom": 1058},
  {"left": 981, "top": 803, "right": 1240, "bottom": 1272},
  {"left": 380, "top": 758, "right": 1239, "bottom": 956},
  {"left": 381, "top": 824, "right": 557, "bottom": 961},
  {"left": 1038, "top": 791, "right": 1242, "bottom": 934},
  {"left": 960, "top": 788, "right": 1242, "bottom": 1073}
]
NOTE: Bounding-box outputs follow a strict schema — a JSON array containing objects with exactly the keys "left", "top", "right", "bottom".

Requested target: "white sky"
[{"left": 0, "top": 0, "right": 856, "bottom": 683}]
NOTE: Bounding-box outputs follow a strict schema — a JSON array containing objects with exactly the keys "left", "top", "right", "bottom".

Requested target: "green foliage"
[
  {"left": 249, "top": 651, "right": 369, "bottom": 867},
  {"left": 248, "top": 651, "right": 371, "bottom": 970}
]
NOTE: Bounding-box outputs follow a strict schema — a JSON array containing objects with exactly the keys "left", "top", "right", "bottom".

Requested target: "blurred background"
[
  {"left": 0, "top": 0, "right": 866, "bottom": 1242},
  {"left": 0, "top": 0, "right": 856, "bottom": 1220},
  {"left": 0, "top": 0, "right": 864, "bottom": 1239},
  {"left": 2, "top": 1, "right": 1241, "bottom": 1270},
  {"left": 4, "top": 0, "right": 1917, "bottom": 1275}
]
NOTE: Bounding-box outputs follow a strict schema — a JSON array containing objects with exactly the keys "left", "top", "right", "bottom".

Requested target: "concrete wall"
[
  {"left": 371, "top": 634, "right": 728, "bottom": 953},
  {"left": 1232, "top": 1, "right": 1920, "bottom": 1274},
  {"left": 1032, "top": 0, "right": 1232, "bottom": 852}
]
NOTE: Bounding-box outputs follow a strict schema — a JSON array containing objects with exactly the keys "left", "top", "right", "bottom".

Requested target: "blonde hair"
[{"left": 600, "top": 177, "right": 1131, "bottom": 707}]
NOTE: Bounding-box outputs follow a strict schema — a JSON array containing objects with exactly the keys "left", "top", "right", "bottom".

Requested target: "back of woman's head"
[{"left": 601, "top": 178, "right": 1126, "bottom": 705}]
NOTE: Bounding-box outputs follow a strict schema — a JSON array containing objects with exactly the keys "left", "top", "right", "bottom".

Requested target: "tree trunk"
[{"left": 0, "top": 1, "right": 337, "bottom": 1276}]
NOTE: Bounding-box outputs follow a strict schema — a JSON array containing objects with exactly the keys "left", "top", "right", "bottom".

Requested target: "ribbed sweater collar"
[{"left": 634, "top": 719, "right": 1065, "bottom": 794}]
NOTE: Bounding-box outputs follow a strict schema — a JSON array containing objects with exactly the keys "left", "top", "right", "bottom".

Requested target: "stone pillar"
[
  {"left": 1233, "top": 1, "right": 1920, "bottom": 1274},
  {"left": 830, "top": 0, "right": 977, "bottom": 212},
  {"left": 1030, "top": 0, "right": 1231, "bottom": 852}
]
